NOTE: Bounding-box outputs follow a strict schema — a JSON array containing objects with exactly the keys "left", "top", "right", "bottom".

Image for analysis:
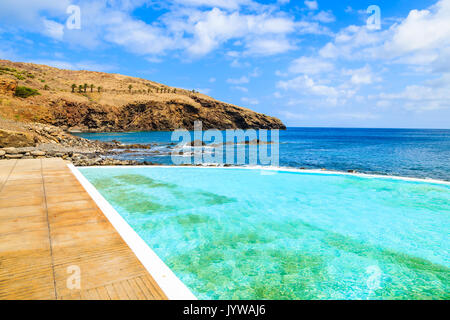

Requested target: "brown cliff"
[{"left": 0, "top": 60, "right": 285, "bottom": 132}]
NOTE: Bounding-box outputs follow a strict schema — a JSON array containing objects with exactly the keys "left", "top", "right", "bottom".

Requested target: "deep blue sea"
[{"left": 74, "top": 128, "right": 450, "bottom": 181}]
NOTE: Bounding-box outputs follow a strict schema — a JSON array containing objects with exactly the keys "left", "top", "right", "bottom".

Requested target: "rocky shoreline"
[
  {"left": 0, "top": 119, "right": 281, "bottom": 167},
  {"left": 0, "top": 146, "right": 144, "bottom": 166},
  {"left": 0, "top": 120, "right": 150, "bottom": 166}
]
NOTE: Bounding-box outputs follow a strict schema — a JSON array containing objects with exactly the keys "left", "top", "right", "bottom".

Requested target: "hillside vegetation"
[{"left": 0, "top": 60, "right": 285, "bottom": 132}]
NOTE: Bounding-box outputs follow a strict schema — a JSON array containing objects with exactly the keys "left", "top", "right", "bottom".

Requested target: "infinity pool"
[{"left": 79, "top": 167, "right": 450, "bottom": 300}]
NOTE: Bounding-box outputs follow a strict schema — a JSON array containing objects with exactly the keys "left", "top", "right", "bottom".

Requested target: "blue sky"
[{"left": 0, "top": 0, "right": 449, "bottom": 128}]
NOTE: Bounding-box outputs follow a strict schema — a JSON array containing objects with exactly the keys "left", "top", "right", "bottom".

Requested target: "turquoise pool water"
[{"left": 79, "top": 167, "right": 450, "bottom": 300}]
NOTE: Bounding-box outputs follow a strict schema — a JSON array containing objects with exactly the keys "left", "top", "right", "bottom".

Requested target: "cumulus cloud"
[
  {"left": 233, "top": 86, "right": 249, "bottom": 92},
  {"left": 378, "top": 74, "right": 450, "bottom": 111},
  {"left": 31, "top": 59, "right": 116, "bottom": 72},
  {"left": 0, "top": 0, "right": 70, "bottom": 25},
  {"left": 244, "top": 37, "right": 296, "bottom": 55},
  {"left": 42, "top": 19, "right": 64, "bottom": 40},
  {"left": 0, "top": 0, "right": 328, "bottom": 59},
  {"left": 104, "top": 13, "right": 176, "bottom": 55},
  {"left": 272, "top": 0, "right": 448, "bottom": 115},
  {"left": 387, "top": 0, "right": 450, "bottom": 55},
  {"left": 288, "top": 56, "right": 334, "bottom": 75},
  {"left": 304, "top": 0, "right": 318, "bottom": 11},
  {"left": 227, "top": 76, "right": 250, "bottom": 84},
  {"left": 313, "top": 11, "right": 335, "bottom": 23},
  {"left": 0, "top": 0, "right": 70, "bottom": 40},
  {"left": 318, "top": 0, "right": 450, "bottom": 68},
  {"left": 343, "top": 65, "right": 382, "bottom": 85},
  {"left": 276, "top": 72, "right": 360, "bottom": 107},
  {"left": 172, "top": 0, "right": 257, "bottom": 10},
  {"left": 241, "top": 97, "right": 259, "bottom": 105},
  {"left": 277, "top": 75, "right": 338, "bottom": 97},
  {"left": 183, "top": 8, "right": 300, "bottom": 56}
]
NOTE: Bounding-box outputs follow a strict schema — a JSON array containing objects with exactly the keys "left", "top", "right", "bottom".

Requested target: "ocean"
[{"left": 74, "top": 127, "right": 450, "bottom": 181}]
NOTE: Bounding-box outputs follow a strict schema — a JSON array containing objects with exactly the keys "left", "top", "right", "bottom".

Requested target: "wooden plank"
[
  {"left": 0, "top": 158, "right": 168, "bottom": 300},
  {"left": 134, "top": 276, "right": 154, "bottom": 300},
  {"left": 112, "top": 282, "right": 130, "bottom": 300},
  {"left": 96, "top": 286, "right": 111, "bottom": 300},
  {"left": 141, "top": 275, "right": 168, "bottom": 300},
  {"left": 105, "top": 284, "right": 120, "bottom": 300},
  {"left": 129, "top": 278, "right": 146, "bottom": 300},
  {"left": 120, "top": 279, "right": 139, "bottom": 300}
]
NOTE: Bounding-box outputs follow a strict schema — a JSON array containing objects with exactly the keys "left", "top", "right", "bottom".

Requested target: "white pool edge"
[
  {"left": 67, "top": 163, "right": 197, "bottom": 300},
  {"left": 75, "top": 164, "right": 450, "bottom": 186}
]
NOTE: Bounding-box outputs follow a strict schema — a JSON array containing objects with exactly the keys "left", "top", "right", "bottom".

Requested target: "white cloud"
[
  {"left": 232, "top": 86, "right": 249, "bottom": 92},
  {"left": 42, "top": 19, "right": 64, "bottom": 40},
  {"left": 104, "top": 14, "right": 176, "bottom": 55},
  {"left": 319, "top": 0, "right": 450, "bottom": 68},
  {"left": 0, "top": 48, "right": 17, "bottom": 60},
  {"left": 244, "top": 37, "right": 295, "bottom": 56},
  {"left": 278, "top": 111, "right": 308, "bottom": 120},
  {"left": 227, "top": 68, "right": 261, "bottom": 89},
  {"left": 185, "top": 8, "right": 299, "bottom": 56},
  {"left": 0, "top": 0, "right": 70, "bottom": 41},
  {"left": 343, "top": 65, "right": 382, "bottom": 85},
  {"left": 273, "top": 91, "right": 283, "bottom": 98},
  {"left": 313, "top": 11, "right": 335, "bottom": 23},
  {"left": 172, "top": 0, "right": 256, "bottom": 10},
  {"left": 376, "top": 100, "right": 392, "bottom": 108},
  {"left": 227, "top": 76, "right": 250, "bottom": 84},
  {"left": 288, "top": 56, "right": 334, "bottom": 75},
  {"left": 230, "top": 59, "right": 251, "bottom": 68},
  {"left": 196, "top": 88, "right": 212, "bottom": 94},
  {"left": 327, "top": 112, "right": 379, "bottom": 120},
  {"left": 275, "top": 70, "right": 289, "bottom": 77},
  {"left": 304, "top": 0, "right": 318, "bottom": 11},
  {"left": 378, "top": 74, "right": 450, "bottom": 111},
  {"left": 387, "top": 0, "right": 450, "bottom": 54},
  {"left": 277, "top": 75, "right": 339, "bottom": 97},
  {"left": 0, "top": 0, "right": 331, "bottom": 59},
  {"left": 32, "top": 59, "right": 116, "bottom": 72},
  {"left": 241, "top": 97, "right": 259, "bottom": 105},
  {"left": 146, "top": 56, "right": 163, "bottom": 63},
  {"left": 226, "top": 51, "right": 240, "bottom": 58},
  {"left": 0, "top": 0, "right": 70, "bottom": 25},
  {"left": 278, "top": 110, "right": 378, "bottom": 121}
]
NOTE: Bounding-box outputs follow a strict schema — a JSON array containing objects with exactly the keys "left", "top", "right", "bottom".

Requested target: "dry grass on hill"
[
  {"left": 0, "top": 59, "right": 218, "bottom": 107},
  {"left": 0, "top": 59, "right": 285, "bottom": 131}
]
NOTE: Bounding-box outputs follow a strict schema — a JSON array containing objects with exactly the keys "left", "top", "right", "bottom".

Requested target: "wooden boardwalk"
[{"left": 0, "top": 158, "right": 167, "bottom": 300}]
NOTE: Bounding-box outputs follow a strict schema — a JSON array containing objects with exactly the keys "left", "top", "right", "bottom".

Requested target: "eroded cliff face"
[
  {"left": 0, "top": 60, "right": 286, "bottom": 132},
  {"left": 47, "top": 98, "right": 285, "bottom": 132}
]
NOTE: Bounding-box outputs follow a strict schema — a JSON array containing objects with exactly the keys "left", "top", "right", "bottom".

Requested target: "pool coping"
[
  {"left": 76, "top": 165, "right": 450, "bottom": 186},
  {"left": 67, "top": 163, "right": 197, "bottom": 300}
]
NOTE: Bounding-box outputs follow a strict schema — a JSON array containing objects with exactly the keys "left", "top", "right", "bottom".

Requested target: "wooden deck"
[{"left": 0, "top": 158, "right": 167, "bottom": 300}]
